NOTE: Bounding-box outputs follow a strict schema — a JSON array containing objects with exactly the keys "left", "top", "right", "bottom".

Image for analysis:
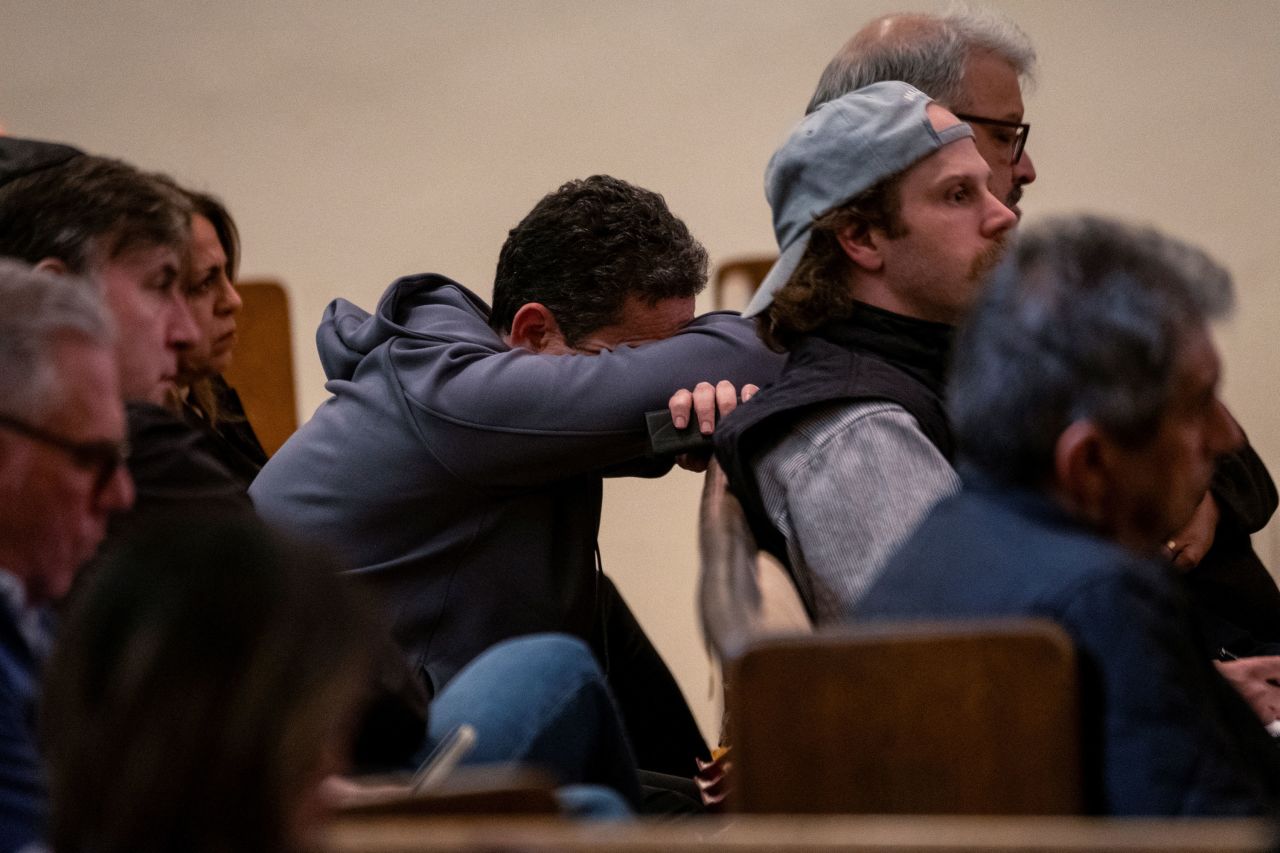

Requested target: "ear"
[
  {"left": 33, "top": 257, "right": 70, "bottom": 276},
  {"left": 1052, "top": 419, "right": 1110, "bottom": 528},
  {"left": 506, "top": 303, "right": 569, "bottom": 354},
  {"left": 836, "top": 222, "right": 885, "bottom": 273}
]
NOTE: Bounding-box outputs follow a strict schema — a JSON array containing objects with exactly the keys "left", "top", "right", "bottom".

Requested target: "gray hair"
[
  {"left": 0, "top": 259, "right": 114, "bottom": 422},
  {"left": 806, "top": 5, "right": 1037, "bottom": 114},
  {"left": 948, "top": 215, "right": 1233, "bottom": 489}
]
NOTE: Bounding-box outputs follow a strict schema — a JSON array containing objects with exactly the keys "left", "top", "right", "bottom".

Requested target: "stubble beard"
[{"left": 968, "top": 235, "right": 1010, "bottom": 284}]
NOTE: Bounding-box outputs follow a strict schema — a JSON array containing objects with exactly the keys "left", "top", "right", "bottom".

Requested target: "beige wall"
[{"left": 6, "top": 0, "right": 1278, "bottom": 740}]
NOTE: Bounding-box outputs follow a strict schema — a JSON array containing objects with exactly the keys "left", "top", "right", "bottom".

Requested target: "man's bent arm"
[{"left": 399, "top": 312, "right": 782, "bottom": 488}]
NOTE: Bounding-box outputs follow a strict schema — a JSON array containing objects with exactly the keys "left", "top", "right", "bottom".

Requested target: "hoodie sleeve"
[{"left": 393, "top": 311, "right": 784, "bottom": 489}]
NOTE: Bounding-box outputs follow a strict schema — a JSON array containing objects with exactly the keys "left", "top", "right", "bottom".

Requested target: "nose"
[
  {"left": 1209, "top": 399, "right": 1245, "bottom": 456},
  {"left": 218, "top": 279, "right": 243, "bottom": 317},
  {"left": 1015, "top": 148, "right": 1037, "bottom": 187},
  {"left": 98, "top": 464, "right": 136, "bottom": 514},
  {"left": 983, "top": 189, "right": 1018, "bottom": 237},
  {"left": 168, "top": 287, "right": 200, "bottom": 348}
]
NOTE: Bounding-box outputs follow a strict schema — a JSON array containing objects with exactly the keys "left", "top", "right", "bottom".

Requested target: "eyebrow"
[
  {"left": 960, "top": 108, "right": 1024, "bottom": 122},
  {"left": 931, "top": 166, "right": 990, "bottom": 191}
]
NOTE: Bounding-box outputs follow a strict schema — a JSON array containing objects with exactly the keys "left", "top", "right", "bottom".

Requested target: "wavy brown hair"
[{"left": 759, "top": 173, "right": 906, "bottom": 352}]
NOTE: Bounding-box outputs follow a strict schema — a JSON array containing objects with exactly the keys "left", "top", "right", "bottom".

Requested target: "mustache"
[
  {"left": 1006, "top": 183, "right": 1023, "bottom": 209},
  {"left": 969, "top": 235, "right": 1010, "bottom": 282}
]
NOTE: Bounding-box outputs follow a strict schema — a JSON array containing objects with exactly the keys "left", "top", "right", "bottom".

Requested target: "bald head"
[
  {"left": 807, "top": 7, "right": 1038, "bottom": 217},
  {"left": 806, "top": 8, "right": 1035, "bottom": 115},
  {"left": 852, "top": 13, "right": 947, "bottom": 52}
]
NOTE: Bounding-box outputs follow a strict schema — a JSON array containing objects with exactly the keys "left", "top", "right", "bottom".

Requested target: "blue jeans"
[{"left": 421, "top": 633, "right": 642, "bottom": 809}]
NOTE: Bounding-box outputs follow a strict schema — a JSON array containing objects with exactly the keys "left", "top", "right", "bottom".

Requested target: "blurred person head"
[
  {"left": 808, "top": 6, "right": 1037, "bottom": 217},
  {"left": 949, "top": 215, "right": 1243, "bottom": 553},
  {"left": 42, "top": 516, "right": 378, "bottom": 853},
  {"left": 0, "top": 259, "right": 132, "bottom": 604},
  {"left": 488, "top": 174, "right": 708, "bottom": 354},
  {"left": 0, "top": 139, "right": 198, "bottom": 404}
]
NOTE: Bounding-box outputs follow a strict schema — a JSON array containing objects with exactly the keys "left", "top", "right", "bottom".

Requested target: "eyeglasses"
[
  {"left": 0, "top": 413, "right": 130, "bottom": 496},
  {"left": 953, "top": 113, "right": 1031, "bottom": 164}
]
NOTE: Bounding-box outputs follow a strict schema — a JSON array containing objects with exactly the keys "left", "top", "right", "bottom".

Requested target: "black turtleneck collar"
[
  {"left": 810, "top": 301, "right": 955, "bottom": 397},
  {"left": 714, "top": 300, "right": 959, "bottom": 568}
]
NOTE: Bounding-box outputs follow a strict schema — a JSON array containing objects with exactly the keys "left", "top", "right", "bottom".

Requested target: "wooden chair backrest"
[
  {"left": 727, "top": 619, "right": 1082, "bottom": 815},
  {"left": 221, "top": 279, "right": 298, "bottom": 456},
  {"left": 698, "top": 459, "right": 811, "bottom": 665},
  {"left": 711, "top": 255, "right": 776, "bottom": 311}
]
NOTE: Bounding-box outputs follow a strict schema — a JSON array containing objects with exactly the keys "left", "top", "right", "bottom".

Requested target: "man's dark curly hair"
[
  {"left": 759, "top": 173, "right": 906, "bottom": 352},
  {"left": 489, "top": 175, "right": 708, "bottom": 346}
]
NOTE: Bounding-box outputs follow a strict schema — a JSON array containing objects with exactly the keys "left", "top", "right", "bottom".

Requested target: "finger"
[
  {"left": 715, "top": 380, "right": 738, "bottom": 418},
  {"left": 742, "top": 383, "right": 759, "bottom": 402},
  {"left": 1251, "top": 661, "right": 1280, "bottom": 681},
  {"left": 692, "top": 381, "right": 717, "bottom": 434},
  {"left": 668, "top": 389, "right": 693, "bottom": 429}
]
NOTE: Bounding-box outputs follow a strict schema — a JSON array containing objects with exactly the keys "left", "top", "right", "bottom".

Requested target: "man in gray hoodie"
[{"left": 252, "top": 175, "right": 781, "bottom": 776}]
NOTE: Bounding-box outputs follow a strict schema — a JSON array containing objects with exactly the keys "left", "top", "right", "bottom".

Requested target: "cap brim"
[{"left": 742, "top": 231, "right": 810, "bottom": 318}]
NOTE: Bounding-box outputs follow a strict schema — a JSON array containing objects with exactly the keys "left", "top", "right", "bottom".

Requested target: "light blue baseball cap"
[{"left": 743, "top": 80, "right": 974, "bottom": 317}]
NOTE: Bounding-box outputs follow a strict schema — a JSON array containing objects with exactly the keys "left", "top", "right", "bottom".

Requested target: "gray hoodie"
[{"left": 251, "top": 273, "right": 781, "bottom": 692}]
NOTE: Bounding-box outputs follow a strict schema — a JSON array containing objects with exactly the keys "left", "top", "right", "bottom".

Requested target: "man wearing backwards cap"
[
  {"left": 713, "top": 81, "right": 1015, "bottom": 624},
  {"left": 808, "top": 7, "right": 1280, "bottom": 717}
]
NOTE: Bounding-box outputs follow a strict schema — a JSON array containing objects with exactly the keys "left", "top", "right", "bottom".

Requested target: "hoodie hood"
[
  {"left": 318, "top": 273, "right": 501, "bottom": 381},
  {"left": 0, "top": 137, "right": 84, "bottom": 187}
]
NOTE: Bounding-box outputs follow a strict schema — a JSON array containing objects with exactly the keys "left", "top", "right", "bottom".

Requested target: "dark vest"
[{"left": 713, "top": 303, "right": 954, "bottom": 566}]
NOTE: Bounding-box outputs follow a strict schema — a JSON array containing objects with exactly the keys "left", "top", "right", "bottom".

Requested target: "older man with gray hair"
[
  {"left": 0, "top": 260, "right": 133, "bottom": 850},
  {"left": 807, "top": 6, "right": 1037, "bottom": 218},
  {"left": 857, "top": 216, "right": 1280, "bottom": 815}
]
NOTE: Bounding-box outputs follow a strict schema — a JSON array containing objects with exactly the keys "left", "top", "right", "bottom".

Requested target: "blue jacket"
[
  {"left": 856, "top": 472, "right": 1280, "bottom": 816},
  {"left": 251, "top": 275, "right": 782, "bottom": 692},
  {"left": 0, "top": 610, "right": 44, "bottom": 852}
]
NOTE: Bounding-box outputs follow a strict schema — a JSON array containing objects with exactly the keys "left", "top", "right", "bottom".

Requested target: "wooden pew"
[
  {"left": 325, "top": 814, "right": 1273, "bottom": 853},
  {"left": 221, "top": 279, "right": 298, "bottom": 456},
  {"left": 726, "top": 621, "right": 1082, "bottom": 815}
]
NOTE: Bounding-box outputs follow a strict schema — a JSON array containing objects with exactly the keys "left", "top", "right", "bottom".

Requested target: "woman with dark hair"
[
  {"left": 42, "top": 517, "right": 378, "bottom": 853},
  {"left": 174, "top": 191, "right": 267, "bottom": 487}
]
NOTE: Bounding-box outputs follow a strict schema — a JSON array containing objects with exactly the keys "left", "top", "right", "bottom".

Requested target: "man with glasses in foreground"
[{"left": 0, "top": 260, "right": 134, "bottom": 850}]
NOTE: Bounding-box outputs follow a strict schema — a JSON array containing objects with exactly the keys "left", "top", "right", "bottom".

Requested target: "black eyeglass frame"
[
  {"left": 0, "top": 413, "right": 130, "bottom": 495},
  {"left": 953, "top": 113, "right": 1030, "bottom": 164}
]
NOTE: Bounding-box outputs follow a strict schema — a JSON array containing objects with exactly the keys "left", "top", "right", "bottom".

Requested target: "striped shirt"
[{"left": 754, "top": 399, "right": 960, "bottom": 623}]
